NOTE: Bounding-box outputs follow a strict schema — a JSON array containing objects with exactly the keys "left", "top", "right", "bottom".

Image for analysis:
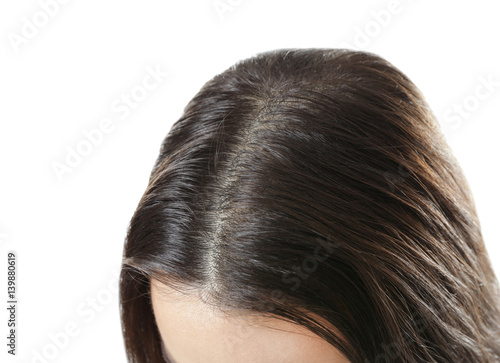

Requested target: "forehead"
[{"left": 150, "top": 279, "right": 350, "bottom": 363}]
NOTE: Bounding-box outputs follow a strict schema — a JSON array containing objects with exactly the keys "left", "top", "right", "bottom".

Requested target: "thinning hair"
[{"left": 119, "top": 48, "right": 500, "bottom": 362}]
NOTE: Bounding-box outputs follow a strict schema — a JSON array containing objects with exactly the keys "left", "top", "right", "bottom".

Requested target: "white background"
[{"left": 0, "top": 1, "right": 499, "bottom": 362}]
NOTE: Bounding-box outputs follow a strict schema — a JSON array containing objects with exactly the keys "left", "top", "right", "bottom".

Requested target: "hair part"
[{"left": 120, "top": 48, "right": 500, "bottom": 362}]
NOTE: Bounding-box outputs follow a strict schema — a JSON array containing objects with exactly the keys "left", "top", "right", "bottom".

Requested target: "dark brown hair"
[{"left": 119, "top": 48, "right": 500, "bottom": 362}]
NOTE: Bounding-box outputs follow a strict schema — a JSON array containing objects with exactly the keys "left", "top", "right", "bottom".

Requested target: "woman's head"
[{"left": 119, "top": 48, "right": 500, "bottom": 362}]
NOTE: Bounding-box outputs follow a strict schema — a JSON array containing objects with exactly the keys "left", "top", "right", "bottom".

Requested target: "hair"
[{"left": 119, "top": 48, "right": 500, "bottom": 362}]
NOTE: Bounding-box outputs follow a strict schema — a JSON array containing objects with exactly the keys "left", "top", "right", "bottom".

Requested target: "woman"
[{"left": 119, "top": 48, "right": 500, "bottom": 362}]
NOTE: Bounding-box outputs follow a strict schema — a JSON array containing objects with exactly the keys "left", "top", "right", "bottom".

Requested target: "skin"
[{"left": 150, "top": 279, "right": 351, "bottom": 363}]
